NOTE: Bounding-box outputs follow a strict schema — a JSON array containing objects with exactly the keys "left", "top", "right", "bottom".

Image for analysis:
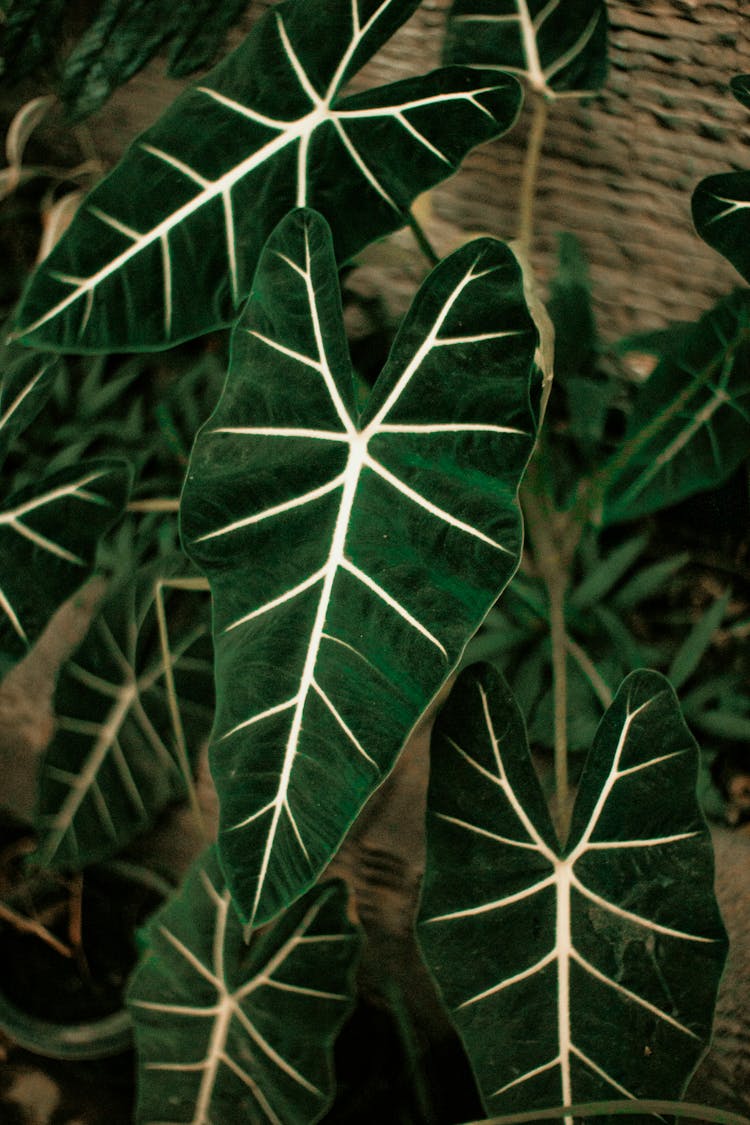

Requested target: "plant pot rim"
[{"left": 0, "top": 859, "right": 173, "bottom": 1060}]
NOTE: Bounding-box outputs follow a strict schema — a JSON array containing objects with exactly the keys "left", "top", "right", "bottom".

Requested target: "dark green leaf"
[
  {"left": 610, "top": 552, "right": 689, "bottom": 612},
  {"left": 0, "top": 0, "right": 65, "bottom": 82},
  {"left": 602, "top": 291, "right": 750, "bottom": 524},
  {"left": 0, "top": 344, "right": 60, "bottom": 470},
  {"left": 569, "top": 535, "right": 648, "bottom": 611},
  {"left": 730, "top": 74, "right": 750, "bottom": 109},
  {"left": 128, "top": 850, "right": 359, "bottom": 1125},
  {"left": 692, "top": 171, "right": 750, "bottom": 283},
  {"left": 180, "top": 208, "right": 537, "bottom": 925},
  {"left": 667, "top": 588, "right": 731, "bottom": 692},
  {"left": 0, "top": 459, "right": 131, "bottom": 661},
  {"left": 14, "top": 0, "right": 522, "bottom": 351},
  {"left": 34, "top": 555, "right": 214, "bottom": 869},
  {"left": 418, "top": 664, "right": 726, "bottom": 1118},
  {"left": 444, "top": 0, "right": 608, "bottom": 99}
]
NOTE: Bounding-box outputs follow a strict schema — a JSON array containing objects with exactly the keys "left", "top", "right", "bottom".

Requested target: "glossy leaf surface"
[
  {"left": 445, "top": 0, "right": 608, "bottom": 99},
  {"left": 14, "top": 0, "right": 522, "bottom": 351},
  {"left": 128, "top": 849, "right": 359, "bottom": 1125},
  {"left": 0, "top": 459, "right": 130, "bottom": 662},
  {"left": 602, "top": 290, "right": 750, "bottom": 525},
  {"left": 419, "top": 664, "right": 726, "bottom": 1119},
  {"left": 35, "top": 557, "right": 214, "bottom": 869},
  {"left": 181, "top": 208, "right": 537, "bottom": 925},
  {"left": 692, "top": 81, "right": 750, "bottom": 282}
]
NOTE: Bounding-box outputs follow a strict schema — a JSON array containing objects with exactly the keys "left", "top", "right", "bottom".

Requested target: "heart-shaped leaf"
[
  {"left": 418, "top": 664, "right": 727, "bottom": 1118},
  {"left": 0, "top": 459, "right": 131, "bottom": 662},
  {"left": 601, "top": 290, "right": 750, "bottom": 525},
  {"left": 692, "top": 79, "right": 750, "bottom": 282},
  {"left": 180, "top": 207, "right": 537, "bottom": 925},
  {"left": 14, "top": 0, "right": 522, "bottom": 352},
  {"left": 128, "top": 849, "right": 359, "bottom": 1125},
  {"left": 0, "top": 344, "right": 60, "bottom": 471},
  {"left": 34, "top": 556, "right": 214, "bottom": 869},
  {"left": 444, "top": 0, "right": 608, "bottom": 99}
]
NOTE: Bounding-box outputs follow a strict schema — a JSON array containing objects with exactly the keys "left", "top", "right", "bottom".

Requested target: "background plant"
[{"left": 0, "top": 0, "right": 748, "bottom": 1122}]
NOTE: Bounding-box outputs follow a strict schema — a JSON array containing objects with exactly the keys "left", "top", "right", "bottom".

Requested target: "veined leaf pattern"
[
  {"left": 445, "top": 0, "right": 608, "bottom": 99},
  {"left": 35, "top": 557, "right": 214, "bottom": 869},
  {"left": 128, "top": 849, "right": 359, "bottom": 1125},
  {"left": 692, "top": 76, "right": 750, "bottom": 282},
  {"left": 0, "top": 345, "right": 60, "bottom": 470},
  {"left": 14, "top": 0, "right": 522, "bottom": 351},
  {"left": 0, "top": 459, "right": 131, "bottom": 661},
  {"left": 180, "top": 208, "right": 537, "bottom": 925},
  {"left": 418, "top": 664, "right": 727, "bottom": 1122},
  {"left": 602, "top": 290, "right": 750, "bottom": 525}
]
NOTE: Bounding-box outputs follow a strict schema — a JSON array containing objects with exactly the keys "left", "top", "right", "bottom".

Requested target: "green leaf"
[
  {"left": 128, "top": 849, "right": 359, "bottom": 1125},
  {"left": 0, "top": 0, "right": 66, "bottom": 82},
  {"left": 444, "top": 0, "right": 608, "bottom": 99},
  {"left": 0, "top": 459, "right": 131, "bottom": 662},
  {"left": 59, "top": 0, "right": 251, "bottom": 121},
  {"left": 602, "top": 290, "right": 750, "bottom": 525},
  {"left": 569, "top": 534, "right": 649, "bottom": 612},
  {"left": 14, "top": 0, "right": 522, "bottom": 352},
  {"left": 180, "top": 208, "right": 537, "bottom": 925},
  {"left": 34, "top": 556, "right": 214, "bottom": 869},
  {"left": 610, "top": 552, "right": 689, "bottom": 612},
  {"left": 667, "top": 588, "right": 731, "bottom": 692},
  {"left": 0, "top": 344, "right": 60, "bottom": 471},
  {"left": 418, "top": 664, "right": 727, "bottom": 1118},
  {"left": 730, "top": 74, "right": 750, "bottom": 109},
  {"left": 692, "top": 171, "right": 750, "bottom": 283}
]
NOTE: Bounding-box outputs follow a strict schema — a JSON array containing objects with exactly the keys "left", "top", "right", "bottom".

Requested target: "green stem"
[
  {"left": 518, "top": 94, "right": 549, "bottom": 255},
  {"left": 406, "top": 207, "right": 440, "bottom": 267},
  {"left": 154, "top": 579, "right": 208, "bottom": 841},
  {"left": 467, "top": 1100, "right": 750, "bottom": 1125}
]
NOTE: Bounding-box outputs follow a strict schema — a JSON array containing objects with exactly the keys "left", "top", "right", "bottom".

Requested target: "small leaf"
[
  {"left": 0, "top": 0, "right": 66, "bottom": 83},
  {"left": 128, "top": 849, "right": 359, "bottom": 1125},
  {"left": 730, "top": 74, "right": 750, "bottom": 109},
  {"left": 611, "top": 552, "right": 689, "bottom": 612},
  {"left": 15, "top": 0, "right": 522, "bottom": 351},
  {"left": 569, "top": 534, "right": 649, "bottom": 611},
  {"left": 602, "top": 290, "right": 750, "bottom": 524},
  {"left": 0, "top": 459, "right": 131, "bottom": 662},
  {"left": 667, "top": 588, "right": 732, "bottom": 692},
  {"left": 445, "top": 0, "right": 608, "bottom": 99},
  {"left": 418, "top": 664, "right": 727, "bottom": 1118},
  {"left": 0, "top": 343, "right": 61, "bottom": 470},
  {"left": 692, "top": 171, "right": 750, "bottom": 283},
  {"left": 34, "top": 556, "right": 214, "bottom": 869},
  {"left": 180, "top": 208, "right": 537, "bottom": 925}
]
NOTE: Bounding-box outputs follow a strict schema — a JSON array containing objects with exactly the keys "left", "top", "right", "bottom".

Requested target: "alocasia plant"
[
  {"left": 0, "top": 1, "right": 743, "bottom": 1122},
  {"left": 180, "top": 206, "right": 537, "bottom": 924}
]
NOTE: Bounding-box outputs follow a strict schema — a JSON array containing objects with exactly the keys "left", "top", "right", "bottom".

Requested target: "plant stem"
[
  {"left": 517, "top": 94, "right": 548, "bottom": 255},
  {"left": 0, "top": 900, "right": 72, "bottom": 958},
  {"left": 154, "top": 580, "right": 208, "bottom": 841},
  {"left": 406, "top": 208, "right": 440, "bottom": 266},
  {"left": 468, "top": 1100, "right": 750, "bottom": 1125},
  {"left": 565, "top": 634, "right": 613, "bottom": 708},
  {"left": 127, "top": 498, "right": 180, "bottom": 512}
]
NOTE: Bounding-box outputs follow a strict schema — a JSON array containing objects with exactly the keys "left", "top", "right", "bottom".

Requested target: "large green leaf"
[
  {"left": 59, "top": 0, "right": 252, "bottom": 120},
  {"left": 34, "top": 556, "right": 214, "bottom": 869},
  {"left": 180, "top": 208, "right": 537, "bottom": 925},
  {"left": 444, "top": 0, "right": 608, "bottom": 99},
  {"left": 0, "top": 343, "right": 60, "bottom": 471},
  {"left": 692, "top": 77, "right": 750, "bottom": 282},
  {"left": 0, "top": 459, "right": 131, "bottom": 662},
  {"left": 14, "top": 0, "right": 522, "bottom": 352},
  {"left": 418, "top": 664, "right": 727, "bottom": 1120},
  {"left": 601, "top": 290, "right": 750, "bottom": 525},
  {"left": 128, "top": 849, "right": 359, "bottom": 1125}
]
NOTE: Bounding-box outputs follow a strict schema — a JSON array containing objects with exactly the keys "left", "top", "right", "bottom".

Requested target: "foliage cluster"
[{"left": 1, "top": 1, "right": 749, "bottom": 1122}]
